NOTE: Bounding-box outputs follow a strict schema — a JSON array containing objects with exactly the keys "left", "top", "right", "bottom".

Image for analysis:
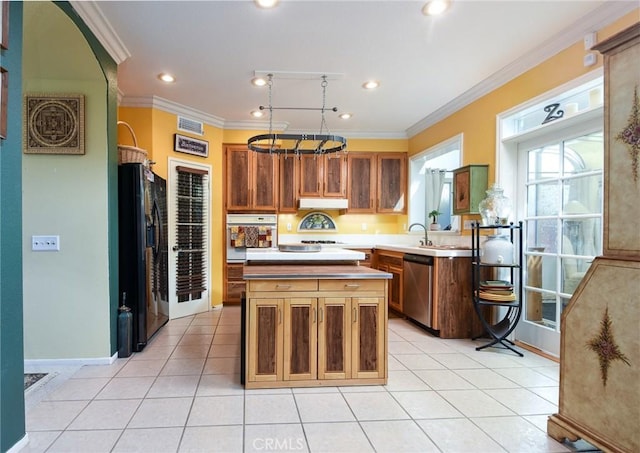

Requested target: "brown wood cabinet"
[
  {"left": 375, "top": 250, "right": 404, "bottom": 313},
  {"left": 377, "top": 153, "right": 407, "bottom": 213},
  {"left": 245, "top": 278, "right": 387, "bottom": 388},
  {"left": 224, "top": 263, "right": 245, "bottom": 304},
  {"left": 347, "top": 153, "right": 376, "bottom": 213},
  {"left": 299, "top": 154, "right": 347, "bottom": 198},
  {"left": 432, "top": 256, "right": 486, "bottom": 339},
  {"left": 278, "top": 154, "right": 299, "bottom": 213},
  {"left": 346, "top": 152, "right": 407, "bottom": 214},
  {"left": 225, "top": 144, "right": 278, "bottom": 211},
  {"left": 347, "top": 248, "right": 374, "bottom": 267}
]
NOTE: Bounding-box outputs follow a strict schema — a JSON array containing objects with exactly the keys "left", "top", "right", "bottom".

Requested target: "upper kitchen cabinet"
[
  {"left": 278, "top": 154, "right": 300, "bottom": 213},
  {"left": 299, "top": 154, "right": 347, "bottom": 198},
  {"left": 225, "top": 144, "right": 278, "bottom": 212},
  {"left": 452, "top": 164, "right": 488, "bottom": 215},
  {"left": 346, "top": 152, "right": 407, "bottom": 214},
  {"left": 347, "top": 153, "right": 377, "bottom": 213},
  {"left": 377, "top": 153, "right": 407, "bottom": 214}
]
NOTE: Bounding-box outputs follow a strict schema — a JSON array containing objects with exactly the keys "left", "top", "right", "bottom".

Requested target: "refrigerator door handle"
[{"left": 150, "top": 199, "right": 162, "bottom": 260}]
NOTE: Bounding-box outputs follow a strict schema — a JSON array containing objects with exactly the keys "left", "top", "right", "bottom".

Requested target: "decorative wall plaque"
[
  {"left": 24, "top": 93, "right": 85, "bottom": 154},
  {"left": 174, "top": 133, "right": 209, "bottom": 157}
]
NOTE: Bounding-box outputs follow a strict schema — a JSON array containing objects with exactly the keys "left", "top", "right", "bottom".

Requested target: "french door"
[
  {"left": 168, "top": 159, "right": 211, "bottom": 319},
  {"left": 515, "top": 130, "right": 603, "bottom": 356}
]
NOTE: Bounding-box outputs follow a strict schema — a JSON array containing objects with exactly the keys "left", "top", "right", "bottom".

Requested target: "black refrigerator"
[{"left": 118, "top": 163, "right": 169, "bottom": 352}]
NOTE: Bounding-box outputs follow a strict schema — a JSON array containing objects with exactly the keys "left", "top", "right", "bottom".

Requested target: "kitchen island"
[{"left": 243, "top": 262, "right": 392, "bottom": 389}]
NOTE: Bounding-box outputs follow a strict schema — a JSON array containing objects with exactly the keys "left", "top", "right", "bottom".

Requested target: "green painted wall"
[
  {"left": 22, "top": 2, "right": 118, "bottom": 361},
  {"left": 0, "top": 2, "right": 25, "bottom": 451}
]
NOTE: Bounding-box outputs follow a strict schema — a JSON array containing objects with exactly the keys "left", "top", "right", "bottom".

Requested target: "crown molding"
[
  {"left": 406, "top": 1, "right": 639, "bottom": 138},
  {"left": 120, "top": 96, "right": 407, "bottom": 138},
  {"left": 284, "top": 129, "right": 408, "bottom": 140},
  {"left": 69, "top": 1, "right": 130, "bottom": 64},
  {"left": 120, "top": 96, "right": 227, "bottom": 128},
  {"left": 223, "top": 120, "right": 290, "bottom": 131}
]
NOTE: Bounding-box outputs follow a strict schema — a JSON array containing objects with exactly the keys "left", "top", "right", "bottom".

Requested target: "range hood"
[{"left": 298, "top": 198, "right": 348, "bottom": 210}]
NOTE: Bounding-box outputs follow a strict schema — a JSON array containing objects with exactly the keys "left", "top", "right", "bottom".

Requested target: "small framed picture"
[
  {"left": 174, "top": 133, "right": 208, "bottom": 158},
  {"left": 24, "top": 93, "right": 85, "bottom": 154},
  {"left": 0, "top": 1, "right": 8, "bottom": 50},
  {"left": 0, "top": 67, "right": 7, "bottom": 139}
]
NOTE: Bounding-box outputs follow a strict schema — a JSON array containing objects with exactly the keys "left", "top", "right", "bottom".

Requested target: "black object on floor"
[{"left": 24, "top": 373, "right": 47, "bottom": 390}]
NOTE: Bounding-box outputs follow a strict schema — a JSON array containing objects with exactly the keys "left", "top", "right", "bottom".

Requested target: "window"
[{"left": 409, "top": 135, "right": 462, "bottom": 230}]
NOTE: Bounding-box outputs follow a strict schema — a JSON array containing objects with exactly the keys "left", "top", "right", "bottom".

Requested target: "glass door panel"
[{"left": 516, "top": 131, "right": 603, "bottom": 356}]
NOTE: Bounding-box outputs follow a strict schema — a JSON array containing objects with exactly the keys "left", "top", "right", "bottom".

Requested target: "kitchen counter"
[
  {"left": 374, "top": 244, "right": 472, "bottom": 258},
  {"left": 245, "top": 247, "right": 365, "bottom": 262},
  {"left": 243, "top": 264, "right": 392, "bottom": 280}
]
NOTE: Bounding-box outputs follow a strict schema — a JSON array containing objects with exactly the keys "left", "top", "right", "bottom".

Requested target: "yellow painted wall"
[
  {"left": 408, "top": 11, "right": 639, "bottom": 229},
  {"left": 118, "top": 107, "right": 226, "bottom": 306},
  {"left": 409, "top": 10, "right": 640, "bottom": 178}
]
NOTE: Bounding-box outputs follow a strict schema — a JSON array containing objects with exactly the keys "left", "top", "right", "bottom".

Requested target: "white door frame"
[
  {"left": 168, "top": 158, "right": 212, "bottom": 319},
  {"left": 496, "top": 72, "right": 603, "bottom": 357}
]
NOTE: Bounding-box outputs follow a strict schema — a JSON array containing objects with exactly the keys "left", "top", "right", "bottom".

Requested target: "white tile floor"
[{"left": 21, "top": 305, "right": 600, "bottom": 453}]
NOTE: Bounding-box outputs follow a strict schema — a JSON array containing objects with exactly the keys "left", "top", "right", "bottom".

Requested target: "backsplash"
[{"left": 278, "top": 231, "right": 471, "bottom": 248}]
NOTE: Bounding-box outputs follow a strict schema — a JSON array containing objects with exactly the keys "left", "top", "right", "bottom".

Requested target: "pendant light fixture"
[{"left": 247, "top": 74, "right": 347, "bottom": 155}]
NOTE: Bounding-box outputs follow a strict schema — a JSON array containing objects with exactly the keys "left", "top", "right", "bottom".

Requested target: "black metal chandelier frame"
[{"left": 247, "top": 74, "right": 347, "bottom": 155}]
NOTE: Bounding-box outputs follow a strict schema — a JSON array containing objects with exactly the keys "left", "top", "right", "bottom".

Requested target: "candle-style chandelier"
[{"left": 247, "top": 74, "right": 347, "bottom": 155}]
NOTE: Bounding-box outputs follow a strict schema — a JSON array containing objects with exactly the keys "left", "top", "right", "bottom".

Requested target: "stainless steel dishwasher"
[{"left": 403, "top": 253, "right": 434, "bottom": 328}]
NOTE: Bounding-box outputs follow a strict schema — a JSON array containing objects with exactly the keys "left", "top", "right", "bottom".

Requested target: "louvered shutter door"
[{"left": 175, "top": 166, "right": 208, "bottom": 302}]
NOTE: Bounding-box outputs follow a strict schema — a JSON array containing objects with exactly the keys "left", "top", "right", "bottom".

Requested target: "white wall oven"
[{"left": 226, "top": 214, "right": 277, "bottom": 263}]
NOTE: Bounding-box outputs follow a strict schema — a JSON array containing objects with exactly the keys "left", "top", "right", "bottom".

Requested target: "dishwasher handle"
[{"left": 403, "top": 254, "right": 434, "bottom": 266}]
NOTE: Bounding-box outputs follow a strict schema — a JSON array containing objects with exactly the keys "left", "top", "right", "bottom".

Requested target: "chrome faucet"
[{"left": 409, "top": 223, "right": 432, "bottom": 246}]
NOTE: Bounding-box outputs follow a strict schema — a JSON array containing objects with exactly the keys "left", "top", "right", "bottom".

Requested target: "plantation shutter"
[{"left": 175, "top": 166, "right": 208, "bottom": 302}]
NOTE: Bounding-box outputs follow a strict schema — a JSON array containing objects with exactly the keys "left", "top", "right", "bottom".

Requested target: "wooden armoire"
[{"left": 547, "top": 23, "right": 640, "bottom": 453}]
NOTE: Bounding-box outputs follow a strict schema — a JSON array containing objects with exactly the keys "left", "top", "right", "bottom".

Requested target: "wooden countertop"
[{"left": 243, "top": 264, "right": 392, "bottom": 280}]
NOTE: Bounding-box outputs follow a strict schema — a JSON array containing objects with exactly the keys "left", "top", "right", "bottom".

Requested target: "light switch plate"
[{"left": 32, "top": 235, "right": 60, "bottom": 251}]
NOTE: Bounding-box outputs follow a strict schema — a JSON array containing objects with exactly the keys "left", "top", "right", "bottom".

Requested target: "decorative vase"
[
  {"left": 478, "top": 184, "right": 512, "bottom": 226},
  {"left": 481, "top": 234, "right": 514, "bottom": 264}
]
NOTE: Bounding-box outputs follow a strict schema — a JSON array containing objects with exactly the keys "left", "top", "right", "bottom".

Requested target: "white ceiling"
[{"left": 73, "top": 1, "right": 637, "bottom": 138}]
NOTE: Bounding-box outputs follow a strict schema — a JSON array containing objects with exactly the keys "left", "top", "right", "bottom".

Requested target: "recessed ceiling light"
[
  {"left": 422, "top": 0, "right": 450, "bottom": 16},
  {"left": 339, "top": 113, "right": 352, "bottom": 120},
  {"left": 251, "top": 110, "right": 264, "bottom": 118},
  {"left": 254, "top": 0, "right": 278, "bottom": 9},
  {"left": 362, "top": 80, "right": 380, "bottom": 90},
  {"left": 158, "top": 73, "right": 175, "bottom": 83},
  {"left": 251, "top": 77, "right": 268, "bottom": 87}
]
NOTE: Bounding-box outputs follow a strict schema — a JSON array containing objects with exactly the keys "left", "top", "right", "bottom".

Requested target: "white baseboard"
[{"left": 24, "top": 351, "right": 118, "bottom": 368}]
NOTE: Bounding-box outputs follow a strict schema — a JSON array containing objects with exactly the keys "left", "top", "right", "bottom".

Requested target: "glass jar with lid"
[{"left": 478, "top": 184, "right": 512, "bottom": 226}]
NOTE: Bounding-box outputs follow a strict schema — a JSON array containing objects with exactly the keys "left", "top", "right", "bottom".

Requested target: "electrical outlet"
[
  {"left": 32, "top": 235, "right": 60, "bottom": 251},
  {"left": 286, "top": 223, "right": 292, "bottom": 232},
  {"left": 361, "top": 223, "right": 367, "bottom": 231},
  {"left": 463, "top": 220, "right": 474, "bottom": 230}
]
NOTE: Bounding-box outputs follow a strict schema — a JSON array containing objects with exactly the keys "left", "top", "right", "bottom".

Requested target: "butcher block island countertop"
[{"left": 243, "top": 263, "right": 391, "bottom": 389}]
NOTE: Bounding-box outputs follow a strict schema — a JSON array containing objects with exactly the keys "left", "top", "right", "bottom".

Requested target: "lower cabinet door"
[
  {"left": 352, "top": 297, "right": 386, "bottom": 379},
  {"left": 317, "top": 298, "right": 351, "bottom": 380},
  {"left": 283, "top": 298, "right": 317, "bottom": 381},
  {"left": 248, "top": 299, "right": 283, "bottom": 382}
]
